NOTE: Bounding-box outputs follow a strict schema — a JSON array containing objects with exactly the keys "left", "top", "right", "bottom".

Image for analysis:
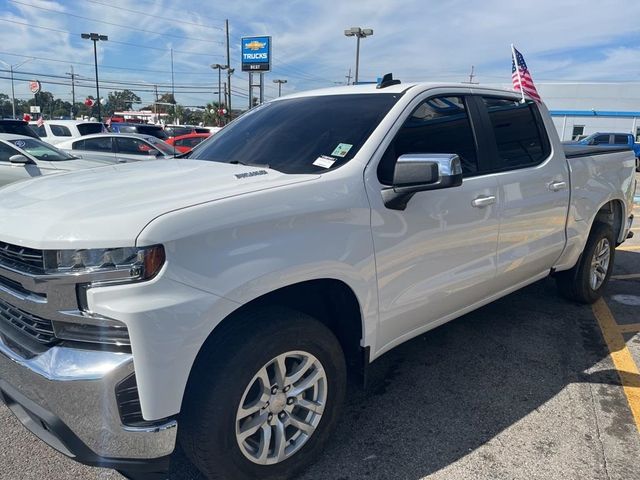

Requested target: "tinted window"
[
  {"left": 571, "top": 125, "right": 584, "bottom": 141},
  {"left": 378, "top": 96, "right": 478, "bottom": 184},
  {"left": 593, "top": 134, "right": 610, "bottom": 145},
  {"left": 35, "top": 125, "right": 47, "bottom": 137},
  {"left": 613, "top": 134, "right": 629, "bottom": 145},
  {"left": 0, "top": 121, "right": 39, "bottom": 138},
  {"left": 176, "top": 137, "right": 206, "bottom": 148},
  {"left": 482, "top": 97, "right": 549, "bottom": 170},
  {"left": 77, "top": 123, "right": 105, "bottom": 136},
  {"left": 116, "top": 137, "right": 154, "bottom": 155},
  {"left": 190, "top": 94, "right": 401, "bottom": 174},
  {"left": 50, "top": 124, "right": 72, "bottom": 137},
  {"left": 165, "top": 126, "right": 191, "bottom": 137},
  {"left": 76, "top": 137, "right": 113, "bottom": 152},
  {"left": 194, "top": 128, "right": 210, "bottom": 134},
  {"left": 0, "top": 142, "right": 19, "bottom": 162},
  {"left": 137, "top": 125, "right": 169, "bottom": 140},
  {"left": 117, "top": 125, "right": 137, "bottom": 133}
]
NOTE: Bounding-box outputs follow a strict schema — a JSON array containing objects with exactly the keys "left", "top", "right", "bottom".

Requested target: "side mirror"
[
  {"left": 381, "top": 154, "right": 463, "bottom": 210},
  {"left": 9, "top": 154, "right": 31, "bottom": 165}
]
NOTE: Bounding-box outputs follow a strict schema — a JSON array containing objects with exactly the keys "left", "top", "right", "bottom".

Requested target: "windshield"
[
  {"left": 77, "top": 123, "right": 105, "bottom": 135},
  {"left": 189, "top": 93, "right": 402, "bottom": 174},
  {"left": 8, "top": 138, "right": 76, "bottom": 161}
]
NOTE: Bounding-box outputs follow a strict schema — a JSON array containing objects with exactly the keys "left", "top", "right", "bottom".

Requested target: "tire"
[
  {"left": 180, "top": 307, "right": 347, "bottom": 480},
  {"left": 556, "top": 222, "right": 615, "bottom": 304}
]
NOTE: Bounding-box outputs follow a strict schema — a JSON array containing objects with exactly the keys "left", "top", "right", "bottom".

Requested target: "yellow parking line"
[
  {"left": 618, "top": 245, "right": 640, "bottom": 252},
  {"left": 611, "top": 273, "right": 640, "bottom": 280},
  {"left": 592, "top": 298, "right": 640, "bottom": 433},
  {"left": 619, "top": 323, "right": 640, "bottom": 334}
]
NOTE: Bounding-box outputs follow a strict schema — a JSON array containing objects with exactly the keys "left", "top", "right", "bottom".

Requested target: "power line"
[
  {"left": 7, "top": 0, "right": 224, "bottom": 45},
  {"left": 84, "top": 0, "right": 223, "bottom": 32}
]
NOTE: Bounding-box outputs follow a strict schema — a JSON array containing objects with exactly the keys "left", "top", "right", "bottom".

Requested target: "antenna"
[{"left": 463, "top": 65, "right": 479, "bottom": 84}]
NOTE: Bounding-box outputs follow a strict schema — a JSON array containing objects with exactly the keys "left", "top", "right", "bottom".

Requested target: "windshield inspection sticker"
[
  {"left": 331, "top": 143, "right": 353, "bottom": 158},
  {"left": 313, "top": 155, "right": 336, "bottom": 169}
]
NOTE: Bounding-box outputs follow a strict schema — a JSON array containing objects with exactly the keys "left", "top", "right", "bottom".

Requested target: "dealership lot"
[{"left": 1, "top": 182, "right": 639, "bottom": 480}]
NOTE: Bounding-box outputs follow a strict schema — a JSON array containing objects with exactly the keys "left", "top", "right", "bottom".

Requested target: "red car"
[{"left": 165, "top": 133, "right": 211, "bottom": 153}]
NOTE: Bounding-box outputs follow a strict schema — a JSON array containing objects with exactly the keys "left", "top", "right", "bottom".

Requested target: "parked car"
[
  {"left": 0, "top": 119, "right": 39, "bottom": 138},
  {"left": 164, "top": 124, "right": 211, "bottom": 137},
  {"left": 165, "top": 132, "right": 210, "bottom": 153},
  {"left": 56, "top": 133, "right": 177, "bottom": 163},
  {"left": 574, "top": 132, "right": 640, "bottom": 171},
  {"left": 29, "top": 119, "right": 106, "bottom": 145},
  {"left": 0, "top": 133, "right": 111, "bottom": 187},
  {"left": 0, "top": 81, "right": 635, "bottom": 480},
  {"left": 109, "top": 122, "right": 169, "bottom": 140}
]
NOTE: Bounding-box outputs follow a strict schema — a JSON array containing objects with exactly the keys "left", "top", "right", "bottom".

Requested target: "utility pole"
[
  {"left": 66, "top": 65, "right": 76, "bottom": 118},
  {"left": 154, "top": 84, "right": 158, "bottom": 119},
  {"left": 171, "top": 48, "right": 176, "bottom": 123},
  {"left": 225, "top": 19, "right": 231, "bottom": 114},
  {"left": 81, "top": 32, "right": 108, "bottom": 121},
  {"left": 345, "top": 68, "right": 352, "bottom": 86},
  {"left": 273, "top": 79, "right": 287, "bottom": 97}
]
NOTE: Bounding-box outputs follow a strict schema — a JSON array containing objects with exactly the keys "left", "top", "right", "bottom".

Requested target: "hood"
[
  {"left": 51, "top": 157, "right": 116, "bottom": 170},
  {"left": 0, "top": 159, "right": 317, "bottom": 249}
]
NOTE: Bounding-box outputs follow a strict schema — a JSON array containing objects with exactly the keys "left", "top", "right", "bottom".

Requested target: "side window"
[
  {"left": 482, "top": 97, "right": 550, "bottom": 170},
  {"left": 35, "top": 125, "right": 47, "bottom": 137},
  {"left": 571, "top": 125, "right": 584, "bottom": 141},
  {"left": 82, "top": 137, "right": 113, "bottom": 152},
  {"left": 72, "top": 140, "right": 85, "bottom": 150},
  {"left": 593, "top": 134, "right": 610, "bottom": 145},
  {"left": 0, "top": 142, "right": 19, "bottom": 162},
  {"left": 116, "top": 137, "right": 151, "bottom": 154},
  {"left": 613, "top": 134, "right": 628, "bottom": 144},
  {"left": 378, "top": 96, "right": 478, "bottom": 184},
  {"left": 50, "top": 125, "right": 72, "bottom": 137}
]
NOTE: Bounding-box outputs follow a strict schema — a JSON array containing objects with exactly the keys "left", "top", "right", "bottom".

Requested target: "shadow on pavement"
[{"left": 164, "top": 276, "right": 625, "bottom": 480}]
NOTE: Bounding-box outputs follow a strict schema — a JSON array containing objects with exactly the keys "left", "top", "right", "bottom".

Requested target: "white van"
[{"left": 29, "top": 120, "right": 106, "bottom": 145}]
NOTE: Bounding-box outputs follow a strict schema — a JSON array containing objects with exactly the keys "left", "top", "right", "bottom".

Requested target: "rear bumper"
[{"left": 0, "top": 331, "right": 177, "bottom": 476}]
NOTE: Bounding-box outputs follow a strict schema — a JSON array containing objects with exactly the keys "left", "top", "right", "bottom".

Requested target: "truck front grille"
[
  {"left": 0, "top": 298, "right": 56, "bottom": 345},
  {"left": 0, "top": 241, "right": 45, "bottom": 274}
]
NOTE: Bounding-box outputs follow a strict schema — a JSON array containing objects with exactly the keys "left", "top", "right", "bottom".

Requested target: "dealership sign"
[{"left": 241, "top": 36, "right": 271, "bottom": 72}]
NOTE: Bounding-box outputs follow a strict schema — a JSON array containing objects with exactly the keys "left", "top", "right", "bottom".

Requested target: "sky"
[{"left": 1, "top": 0, "right": 640, "bottom": 113}]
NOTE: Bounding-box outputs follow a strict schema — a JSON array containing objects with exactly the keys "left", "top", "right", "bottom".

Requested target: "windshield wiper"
[{"left": 229, "top": 160, "right": 270, "bottom": 169}]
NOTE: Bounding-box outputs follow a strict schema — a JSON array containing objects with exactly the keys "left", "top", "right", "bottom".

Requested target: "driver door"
[
  {"left": 0, "top": 141, "right": 47, "bottom": 187},
  {"left": 365, "top": 93, "right": 499, "bottom": 353}
]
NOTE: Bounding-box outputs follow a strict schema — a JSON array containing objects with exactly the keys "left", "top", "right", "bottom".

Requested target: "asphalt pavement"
[{"left": 1, "top": 178, "right": 639, "bottom": 480}]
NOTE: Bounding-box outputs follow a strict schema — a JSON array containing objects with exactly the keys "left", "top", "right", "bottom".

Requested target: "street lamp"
[
  {"left": 210, "top": 64, "right": 228, "bottom": 108},
  {"left": 273, "top": 79, "right": 287, "bottom": 97},
  {"left": 343, "top": 27, "right": 373, "bottom": 84},
  {"left": 81, "top": 32, "right": 108, "bottom": 121},
  {"left": 0, "top": 58, "right": 34, "bottom": 118}
]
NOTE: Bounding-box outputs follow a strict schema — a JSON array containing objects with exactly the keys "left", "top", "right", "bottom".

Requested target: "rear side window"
[
  {"left": 77, "top": 123, "right": 104, "bottom": 136},
  {"left": 378, "top": 96, "right": 479, "bottom": 184},
  {"left": 77, "top": 137, "right": 113, "bottom": 152},
  {"left": 613, "top": 134, "right": 629, "bottom": 144},
  {"left": 116, "top": 137, "right": 153, "bottom": 155},
  {"left": 481, "top": 97, "right": 550, "bottom": 170},
  {"left": 35, "top": 125, "right": 47, "bottom": 137},
  {"left": 138, "top": 126, "right": 168, "bottom": 140},
  {"left": 50, "top": 125, "right": 72, "bottom": 137}
]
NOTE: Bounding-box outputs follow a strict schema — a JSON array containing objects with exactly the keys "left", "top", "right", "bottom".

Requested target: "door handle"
[
  {"left": 549, "top": 181, "right": 567, "bottom": 192},
  {"left": 472, "top": 195, "right": 496, "bottom": 208}
]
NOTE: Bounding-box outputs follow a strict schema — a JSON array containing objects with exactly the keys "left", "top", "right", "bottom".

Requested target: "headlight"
[{"left": 43, "top": 244, "right": 165, "bottom": 283}]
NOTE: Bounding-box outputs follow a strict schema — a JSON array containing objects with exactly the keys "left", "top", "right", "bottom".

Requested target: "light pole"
[
  {"left": 0, "top": 58, "right": 34, "bottom": 118},
  {"left": 210, "top": 64, "right": 228, "bottom": 108},
  {"left": 81, "top": 32, "right": 108, "bottom": 121},
  {"left": 273, "top": 79, "right": 287, "bottom": 97},
  {"left": 343, "top": 27, "right": 373, "bottom": 84}
]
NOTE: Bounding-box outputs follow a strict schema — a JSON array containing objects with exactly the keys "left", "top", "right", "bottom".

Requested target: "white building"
[{"left": 536, "top": 83, "right": 640, "bottom": 141}]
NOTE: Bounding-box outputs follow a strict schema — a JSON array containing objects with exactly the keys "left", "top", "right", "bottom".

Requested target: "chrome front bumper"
[{"left": 0, "top": 331, "right": 177, "bottom": 462}]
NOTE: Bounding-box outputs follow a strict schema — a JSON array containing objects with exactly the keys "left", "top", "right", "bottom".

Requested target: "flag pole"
[{"left": 511, "top": 43, "right": 526, "bottom": 104}]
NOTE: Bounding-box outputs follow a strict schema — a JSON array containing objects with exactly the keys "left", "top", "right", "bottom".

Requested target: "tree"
[
  {"left": 0, "top": 93, "right": 11, "bottom": 118},
  {"left": 106, "top": 89, "right": 141, "bottom": 115}
]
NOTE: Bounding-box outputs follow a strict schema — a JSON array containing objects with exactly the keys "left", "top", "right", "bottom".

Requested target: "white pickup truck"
[{"left": 0, "top": 79, "right": 636, "bottom": 480}]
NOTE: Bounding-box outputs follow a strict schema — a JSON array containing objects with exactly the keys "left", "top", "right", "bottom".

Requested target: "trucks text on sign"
[{"left": 241, "top": 36, "right": 271, "bottom": 72}]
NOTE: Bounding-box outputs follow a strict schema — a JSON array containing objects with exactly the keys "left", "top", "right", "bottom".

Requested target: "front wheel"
[
  {"left": 556, "top": 222, "right": 615, "bottom": 304},
  {"left": 180, "top": 308, "right": 346, "bottom": 480}
]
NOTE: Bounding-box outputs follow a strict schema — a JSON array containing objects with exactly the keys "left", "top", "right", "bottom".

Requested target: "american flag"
[
  {"left": 511, "top": 46, "right": 541, "bottom": 103},
  {"left": 36, "top": 116, "right": 44, "bottom": 127}
]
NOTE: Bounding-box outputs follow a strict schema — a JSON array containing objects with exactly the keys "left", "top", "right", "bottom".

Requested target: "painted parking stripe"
[
  {"left": 611, "top": 274, "right": 640, "bottom": 280},
  {"left": 592, "top": 298, "right": 640, "bottom": 433},
  {"left": 618, "top": 245, "right": 640, "bottom": 252},
  {"left": 618, "top": 323, "right": 640, "bottom": 334}
]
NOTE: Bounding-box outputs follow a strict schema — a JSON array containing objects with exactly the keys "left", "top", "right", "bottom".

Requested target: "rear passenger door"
[
  {"left": 114, "top": 137, "right": 155, "bottom": 162},
  {"left": 472, "top": 96, "right": 570, "bottom": 289}
]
